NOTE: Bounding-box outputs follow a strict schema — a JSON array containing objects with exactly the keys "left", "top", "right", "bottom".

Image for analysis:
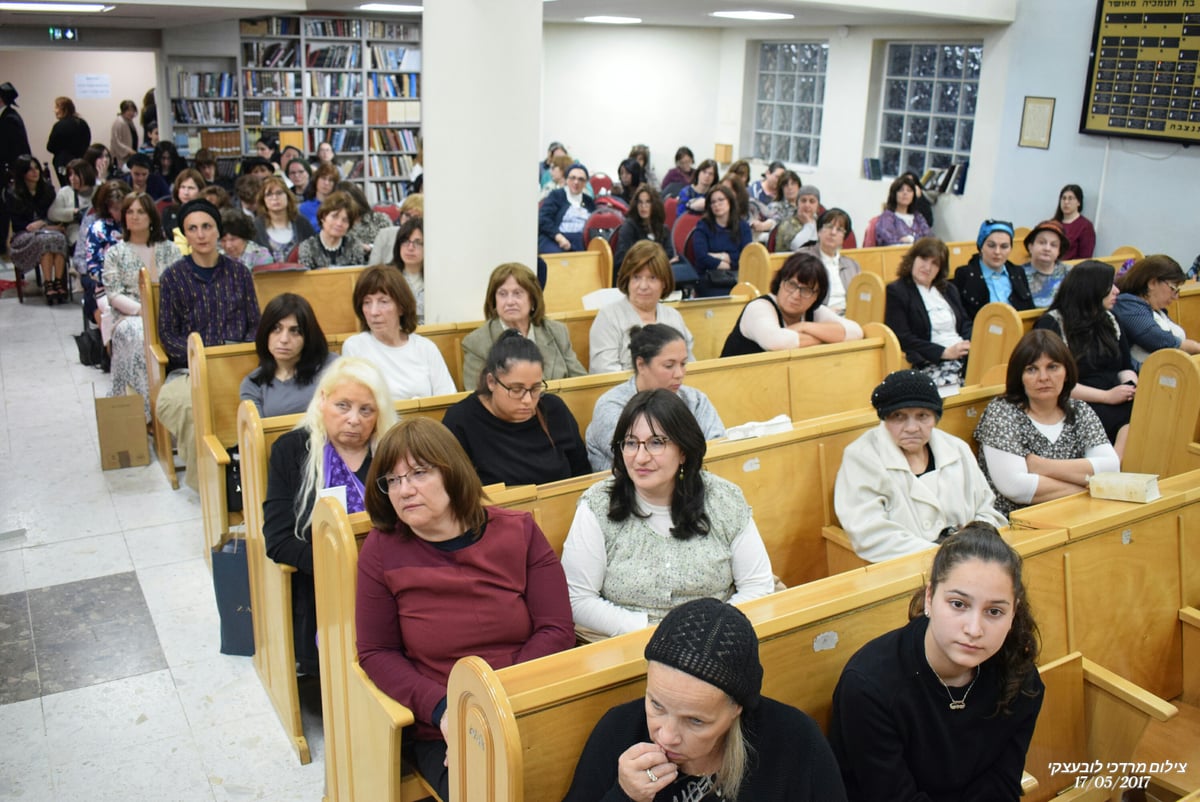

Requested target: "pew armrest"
[
  {"left": 1020, "top": 771, "right": 1038, "bottom": 795},
  {"left": 351, "top": 661, "right": 415, "bottom": 731},
  {"left": 201, "top": 434, "right": 231, "bottom": 465},
  {"left": 1081, "top": 658, "right": 1178, "bottom": 722},
  {"left": 149, "top": 343, "right": 168, "bottom": 368},
  {"left": 1182, "top": 607, "right": 1200, "bottom": 630},
  {"left": 822, "top": 525, "right": 868, "bottom": 574}
]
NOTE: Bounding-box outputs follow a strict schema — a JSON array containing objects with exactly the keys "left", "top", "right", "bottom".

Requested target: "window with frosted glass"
[
  {"left": 878, "top": 42, "right": 982, "bottom": 180},
  {"left": 752, "top": 42, "right": 828, "bottom": 166}
]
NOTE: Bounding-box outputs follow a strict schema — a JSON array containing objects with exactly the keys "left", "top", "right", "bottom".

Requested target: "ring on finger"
[{"left": 646, "top": 768, "right": 659, "bottom": 783}]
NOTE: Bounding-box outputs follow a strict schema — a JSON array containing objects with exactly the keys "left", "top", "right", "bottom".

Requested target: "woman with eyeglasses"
[
  {"left": 951, "top": 220, "right": 1034, "bottom": 322},
  {"left": 561, "top": 389, "right": 774, "bottom": 641},
  {"left": 721, "top": 251, "right": 863, "bottom": 357},
  {"left": 253, "top": 175, "right": 316, "bottom": 263},
  {"left": 1113, "top": 255, "right": 1200, "bottom": 370},
  {"left": 358, "top": 416, "right": 574, "bottom": 800},
  {"left": 263, "top": 357, "right": 396, "bottom": 677},
  {"left": 285, "top": 157, "right": 311, "bottom": 197},
  {"left": 795, "top": 208, "right": 862, "bottom": 315},
  {"left": 538, "top": 161, "right": 596, "bottom": 254},
  {"left": 389, "top": 218, "right": 425, "bottom": 323},
  {"left": 885, "top": 237, "right": 972, "bottom": 388},
  {"left": 442, "top": 330, "right": 589, "bottom": 486}
]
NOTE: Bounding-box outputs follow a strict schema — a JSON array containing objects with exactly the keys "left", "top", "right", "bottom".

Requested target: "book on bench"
[{"left": 1087, "top": 471, "right": 1161, "bottom": 503}]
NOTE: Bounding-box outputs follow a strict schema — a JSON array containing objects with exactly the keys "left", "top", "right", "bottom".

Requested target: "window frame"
[{"left": 748, "top": 40, "right": 830, "bottom": 167}]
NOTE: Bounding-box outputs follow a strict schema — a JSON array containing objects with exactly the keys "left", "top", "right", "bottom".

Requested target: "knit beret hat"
[
  {"left": 798, "top": 184, "right": 821, "bottom": 201},
  {"left": 976, "top": 219, "right": 1015, "bottom": 250},
  {"left": 644, "top": 598, "right": 762, "bottom": 710},
  {"left": 870, "top": 369, "right": 943, "bottom": 420},
  {"left": 177, "top": 199, "right": 224, "bottom": 237},
  {"left": 567, "top": 161, "right": 589, "bottom": 180},
  {"left": 1024, "top": 219, "right": 1070, "bottom": 253}
]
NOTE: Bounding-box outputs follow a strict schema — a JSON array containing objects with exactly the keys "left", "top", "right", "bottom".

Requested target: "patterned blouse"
[
  {"left": 102, "top": 240, "right": 182, "bottom": 326},
  {"left": 297, "top": 234, "right": 366, "bottom": 269}
]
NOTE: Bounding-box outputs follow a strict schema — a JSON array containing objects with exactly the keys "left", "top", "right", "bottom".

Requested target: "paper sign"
[{"left": 75, "top": 73, "right": 111, "bottom": 98}]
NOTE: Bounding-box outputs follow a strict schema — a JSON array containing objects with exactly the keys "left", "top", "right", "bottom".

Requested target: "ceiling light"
[
  {"left": 710, "top": 10, "right": 795, "bottom": 21},
  {"left": 0, "top": 1, "right": 112, "bottom": 10},
  {"left": 581, "top": 15, "right": 640, "bottom": 24},
  {"left": 356, "top": 3, "right": 422, "bottom": 12}
]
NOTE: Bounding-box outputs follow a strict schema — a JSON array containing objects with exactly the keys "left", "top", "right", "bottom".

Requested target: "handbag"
[
  {"left": 73, "top": 327, "right": 103, "bottom": 367},
  {"left": 708, "top": 268, "right": 739, "bottom": 287},
  {"left": 225, "top": 447, "right": 243, "bottom": 513},
  {"left": 211, "top": 538, "right": 255, "bottom": 656}
]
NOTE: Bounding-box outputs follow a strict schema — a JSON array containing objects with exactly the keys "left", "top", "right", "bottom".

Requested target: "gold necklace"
[{"left": 927, "top": 656, "right": 978, "bottom": 711}]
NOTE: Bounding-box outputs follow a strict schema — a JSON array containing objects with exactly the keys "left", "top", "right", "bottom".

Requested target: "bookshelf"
[
  {"left": 233, "top": 14, "right": 421, "bottom": 204},
  {"left": 166, "top": 56, "right": 241, "bottom": 162}
]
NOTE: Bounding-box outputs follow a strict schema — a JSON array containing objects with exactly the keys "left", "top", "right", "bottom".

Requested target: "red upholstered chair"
[
  {"left": 844, "top": 229, "right": 858, "bottom": 249},
  {"left": 671, "top": 213, "right": 700, "bottom": 263},
  {"left": 373, "top": 204, "right": 401, "bottom": 223},
  {"left": 683, "top": 227, "right": 699, "bottom": 266},
  {"left": 589, "top": 173, "right": 613, "bottom": 196},
  {"left": 287, "top": 244, "right": 301, "bottom": 263},
  {"left": 594, "top": 195, "right": 628, "bottom": 214},
  {"left": 664, "top": 197, "right": 678, "bottom": 229},
  {"left": 861, "top": 215, "right": 881, "bottom": 248},
  {"left": 583, "top": 209, "right": 624, "bottom": 247},
  {"left": 766, "top": 225, "right": 779, "bottom": 253},
  {"left": 156, "top": 197, "right": 172, "bottom": 216}
]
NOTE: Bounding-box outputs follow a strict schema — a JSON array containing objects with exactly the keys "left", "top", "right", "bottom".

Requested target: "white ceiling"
[{"left": 0, "top": 0, "right": 1014, "bottom": 34}]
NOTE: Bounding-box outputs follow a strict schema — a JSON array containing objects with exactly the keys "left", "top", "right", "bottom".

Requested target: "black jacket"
[
  {"left": 951, "top": 254, "right": 1033, "bottom": 322},
  {"left": 885, "top": 278, "right": 972, "bottom": 367}
]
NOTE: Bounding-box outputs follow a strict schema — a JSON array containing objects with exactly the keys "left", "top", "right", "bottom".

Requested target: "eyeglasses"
[
  {"left": 780, "top": 279, "right": 818, "bottom": 298},
  {"left": 566, "top": 175, "right": 587, "bottom": 183},
  {"left": 401, "top": 239, "right": 424, "bottom": 248},
  {"left": 1167, "top": 283, "right": 1182, "bottom": 295},
  {"left": 821, "top": 225, "right": 847, "bottom": 235},
  {"left": 620, "top": 436, "right": 672, "bottom": 456},
  {"left": 493, "top": 376, "right": 548, "bottom": 400},
  {"left": 376, "top": 465, "right": 436, "bottom": 492}
]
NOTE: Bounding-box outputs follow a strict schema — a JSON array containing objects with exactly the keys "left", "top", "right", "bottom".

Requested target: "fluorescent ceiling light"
[
  {"left": 356, "top": 3, "right": 422, "bottom": 12},
  {"left": 581, "top": 15, "right": 640, "bottom": 24},
  {"left": 710, "top": 10, "right": 795, "bottom": 20},
  {"left": 0, "top": 1, "right": 112, "bottom": 10}
]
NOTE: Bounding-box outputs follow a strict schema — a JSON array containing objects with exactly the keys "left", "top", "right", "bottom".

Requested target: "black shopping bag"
[{"left": 212, "top": 538, "right": 255, "bottom": 656}]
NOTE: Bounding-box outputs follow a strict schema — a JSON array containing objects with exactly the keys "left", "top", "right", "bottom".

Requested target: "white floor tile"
[
  {"left": 171, "top": 654, "right": 275, "bottom": 733},
  {"left": 152, "top": 602, "right": 224, "bottom": 669},
  {"left": 137, "top": 557, "right": 214, "bottom": 617},
  {"left": 51, "top": 733, "right": 215, "bottom": 802},
  {"left": 195, "top": 712, "right": 325, "bottom": 802},
  {"left": 42, "top": 670, "right": 190, "bottom": 754},
  {"left": 21, "top": 533, "right": 133, "bottom": 591},
  {"left": 125, "top": 519, "right": 207, "bottom": 569},
  {"left": 0, "top": 547, "right": 24, "bottom": 594}
]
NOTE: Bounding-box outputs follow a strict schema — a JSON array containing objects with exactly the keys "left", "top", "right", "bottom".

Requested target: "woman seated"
[
  {"left": 885, "top": 237, "right": 972, "bottom": 387},
  {"left": 1055, "top": 183, "right": 1095, "bottom": 260},
  {"left": 587, "top": 324, "right": 724, "bottom": 471},
  {"left": 253, "top": 175, "right": 316, "bottom": 264},
  {"left": 828, "top": 523, "right": 1043, "bottom": 801},
  {"left": 721, "top": 251, "right": 863, "bottom": 357},
  {"left": 5, "top": 156, "right": 69, "bottom": 304},
  {"left": 1034, "top": 260, "right": 1137, "bottom": 451},
  {"left": 795, "top": 208, "right": 862, "bottom": 315},
  {"left": 613, "top": 184, "right": 676, "bottom": 272},
  {"left": 461, "top": 262, "right": 586, "bottom": 387},
  {"left": 564, "top": 598, "right": 847, "bottom": 802},
  {"left": 538, "top": 161, "right": 595, "bottom": 253},
  {"left": 675, "top": 158, "right": 717, "bottom": 216},
  {"left": 264, "top": 358, "right": 396, "bottom": 677},
  {"left": 285, "top": 157, "right": 311, "bottom": 198},
  {"left": 774, "top": 177, "right": 820, "bottom": 252},
  {"left": 103, "top": 192, "right": 181, "bottom": 420},
  {"left": 151, "top": 141, "right": 184, "bottom": 199},
  {"left": 562, "top": 389, "right": 774, "bottom": 640},
  {"left": 388, "top": 218, "right": 424, "bottom": 323},
  {"left": 48, "top": 158, "right": 96, "bottom": 255},
  {"left": 339, "top": 181, "right": 391, "bottom": 258},
  {"left": 240, "top": 293, "right": 337, "bottom": 417},
  {"left": 1114, "top": 254, "right": 1200, "bottom": 369},
  {"left": 218, "top": 209, "right": 274, "bottom": 268},
  {"left": 874, "top": 174, "right": 931, "bottom": 246},
  {"left": 1022, "top": 220, "right": 1071, "bottom": 308},
  {"left": 82, "top": 179, "right": 130, "bottom": 327},
  {"left": 974, "top": 330, "right": 1119, "bottom": 516},
  {"left": 83, "top": 143, "right": 114, "bottom": 184},
  {"left": 834, "top": 370, "right": 1005, "bottom": 563},
  {"left": 298, "top": 162, "right": 339, "bottom": 229},
  {"left": 950, "top": 219, "right": 1034, "bottom": 321},
  {"left": 297, "top": 191, "right": 365, "bottom": 269},
  {"left": 357, "top": 417, "right": 574, "bottom": 799},
  {"left": 367, "top": 193, "right": 422, "bottom": 266},
  {"left": 691, "top": 184, "right": 752, "bottom": 296},
  {"left": 589, "top": 241, "right": 695, "bottom": 373},
  {"left": 538, "top": 152, "right": 573, "bottom": 202},
  {"left": 341, "top": 265, "right": 455, "bottom": 399},
  {"left": 659, "top": 145, "right": 694, "bottom": 195},
  {"left": 628, "top": 144, "right": 658, "bottom": 190},
  {"left": 612, "top": 157, "right": 645, "bottom": 205},
  {"left": 443, "top": 330, "right": 590, "bottom": 485},
  {"left": 161, "top": 168, "right": 206, "bottom": 253}
]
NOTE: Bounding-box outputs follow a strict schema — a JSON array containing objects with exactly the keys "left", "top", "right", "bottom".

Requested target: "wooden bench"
[
  {"left": 539, "top": 237, "right": 614, "bottom": 313},
  {"left": 1123, "top": 348, "right": 1200, "bottom": 477},
  {"left": 1167, "top": 280, "right": 1200, "bottom": 339}
]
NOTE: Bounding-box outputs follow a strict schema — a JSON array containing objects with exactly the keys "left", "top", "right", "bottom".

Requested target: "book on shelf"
[
  {"left": 304, "top": 18, "right": 362, "bottom": 38},
  {"left": 367, "top": 100, "right": 419, "bottom": 126},
  {"left": 241, "top": 16, "right": 298, "bottom": 36},
  {"left": 863, "top": 157, "right": 883, "bottom": 180},
  {"left": 365, "top": 20, "right": 418, "bottom": 41},
  {"left": 278, "top": 130, "right": 305, "bottom": 152},
  {"left": 199, "top": 129, "right": 241, "bottom": 158},
  {"left": 172, "top": 99, "right": 239, "bottom": 125},
  {"left": 175, "top": 71, "right": 236, "bottom": 99},
  {"left": 306, "top": 44, "right": 361, "bottom": 70},
  {"left": 242, "top": 71, "right": 299, "bottom": 98}
]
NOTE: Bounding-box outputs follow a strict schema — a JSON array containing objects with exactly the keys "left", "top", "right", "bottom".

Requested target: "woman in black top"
[
  {"left": 613, "top": 184, "right": 676, "bottom": 273},
  {"left": 441, "top": 330, "right": 589, "bottom": 486},
  {"left": 5, "top": 155, "right": 69, "bottom": 302}
]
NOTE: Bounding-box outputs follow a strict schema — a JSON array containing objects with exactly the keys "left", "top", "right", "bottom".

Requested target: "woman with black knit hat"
[
  {"left": 834, "top": 370, "right": 1005, "bottom": 563},
  {"left": 828, "top": 523, "right": 1044, "bottom": 802},
  {"left": 563, "top": 597, "right": 847, "bottom": 801}
]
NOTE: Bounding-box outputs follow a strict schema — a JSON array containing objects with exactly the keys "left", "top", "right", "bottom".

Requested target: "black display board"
[{"left": 1082, "top": 0, "right": 1200, "bottom": 145}]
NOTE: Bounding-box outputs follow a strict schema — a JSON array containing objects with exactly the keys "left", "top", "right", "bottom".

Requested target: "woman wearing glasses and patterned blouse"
[
  {"left": 441, "top": 330, "right": 590, "bottom": 486},
  {"left": 721, "top": 251, "right": 863, "bottom": 357},
  {"left": 561, "top": 389, "right": 775, "bottom": 641}
]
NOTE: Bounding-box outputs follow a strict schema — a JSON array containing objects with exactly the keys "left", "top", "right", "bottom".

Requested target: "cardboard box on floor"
[{"left": 95, "top": 387, "right": 150, "bottom": 470}]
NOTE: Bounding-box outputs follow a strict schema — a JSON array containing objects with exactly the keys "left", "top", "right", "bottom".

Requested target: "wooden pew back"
[
  {"left": 1123, "top": 348, "right": 1200, "bottom": 477},
  {"left": 141, "top": 268, "right": 176, "bottom": 488},
  {"left": 253, "top": 266, "right": 366, "bottom": 334},
  {"left": 540, "top": 238, "right": 614, "bottom": 313}
]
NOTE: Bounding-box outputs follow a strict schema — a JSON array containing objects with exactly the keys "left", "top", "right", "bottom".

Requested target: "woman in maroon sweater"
[{"left": 356, "top": 417, "right": 575, "bottom": 799}]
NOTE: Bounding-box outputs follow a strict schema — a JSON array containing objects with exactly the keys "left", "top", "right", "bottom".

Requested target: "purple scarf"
[{"left": 323, "top": 442, "right": 366, "bottom": 514}]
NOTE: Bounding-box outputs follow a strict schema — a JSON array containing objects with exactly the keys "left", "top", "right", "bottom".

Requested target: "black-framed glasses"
[
  {"left": 780, "top": 279, "right": 818, "bottom": 298},
  {"left": 620, "top": 436, "right": 671, "bottom": 456},
  {"left": 376, "top": 465, "right": 436, "bottom": 493},
  {"left": 493, "top": 376, "right": 548, "bottom": 400}
]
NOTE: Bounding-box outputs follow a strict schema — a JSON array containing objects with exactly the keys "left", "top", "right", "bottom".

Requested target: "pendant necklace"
[{"left": 926, "top": 655, "right": 978, "bottom": 711}]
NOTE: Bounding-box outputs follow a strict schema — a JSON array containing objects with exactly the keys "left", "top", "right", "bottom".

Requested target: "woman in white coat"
[{"left": 834, "top": 370, "right": 1005, "bottom": 563}]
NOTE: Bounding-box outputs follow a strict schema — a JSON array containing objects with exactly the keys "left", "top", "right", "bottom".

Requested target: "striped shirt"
[{"left": 158, "top": 255, "right": 260, "bottom": 372}]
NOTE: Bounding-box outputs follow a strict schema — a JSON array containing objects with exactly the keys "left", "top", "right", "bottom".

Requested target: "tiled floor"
[{"left": 0, "top": 271, "right": 326, "bottom": 801}]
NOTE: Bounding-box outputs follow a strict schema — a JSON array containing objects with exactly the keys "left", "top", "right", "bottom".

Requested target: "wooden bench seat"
[
  {"left": 539, "top": 238, "right": 613, "bottom": 312},
  {"left": 1123, "top": 348, "right": 1200, "bottom": 477}
]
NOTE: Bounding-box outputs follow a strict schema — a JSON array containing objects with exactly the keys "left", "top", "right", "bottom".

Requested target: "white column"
[{"left": 423, "top": 0, "right": 542, "bottom": 324}]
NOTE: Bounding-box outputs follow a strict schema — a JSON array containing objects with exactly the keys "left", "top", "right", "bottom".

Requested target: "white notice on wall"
[{"left": 75, "top": 74, "right": 111, "bottom": 98}]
